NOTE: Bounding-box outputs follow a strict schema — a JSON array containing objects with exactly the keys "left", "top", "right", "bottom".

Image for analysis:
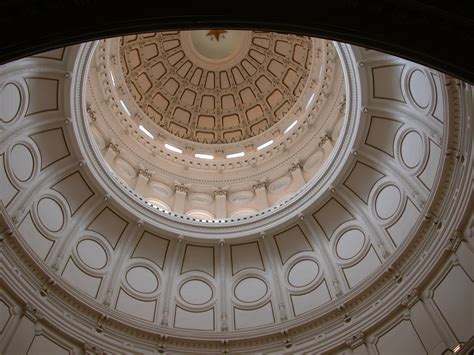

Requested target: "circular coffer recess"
[
  {"left": 179, "top": 279, "right": 213, "bottom": 305},
  {"left": 288, "top": 259, "right": 320, "bottom": 287}
]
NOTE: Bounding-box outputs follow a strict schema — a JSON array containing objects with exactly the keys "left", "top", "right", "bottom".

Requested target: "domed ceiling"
[
  {"left": 120, "top": 30, "right": 312, "bottom": 144},
  {"left": 87, "top": 30, "right": 346, "bottom": 222},
  {"left": 0, "top": 29, "right": 472, "bottom": 355}
]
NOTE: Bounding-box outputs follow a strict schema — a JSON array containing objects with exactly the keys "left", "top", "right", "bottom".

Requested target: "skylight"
[
  {"left": 226, "top": 152, "right": 245, "bottom": 159},
  {"left": 305, "top": 93, "right": 315, "bottom": 110},
  {"left": 139, "top": 125, "right": 154, "bottom": 139},
  {"left": 195, "top": 153, "right": 214, "bottom": 160},
  {"left": 257, "top": 140, "right": 273, "bottom": 151},
  {"left": 284, "top": 120, "right": 298, "bottom": 134},
  {"left": 164, "top": 143, "right": 182, "bottom": 154},
  {"left": 119, "top": 100, "right": 131, "bottom": 116}
]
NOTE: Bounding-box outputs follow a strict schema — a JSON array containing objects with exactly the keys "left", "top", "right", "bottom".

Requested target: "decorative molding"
[
  {"left": 137, "top": 168, "right": 152, "bottom": 179},
  {"left": 252, "top": 180, "right": 266, "bottom": 191},
  {"left": 287, "top": 162, "right": 301, "bottom": 174},
  {"left": 174, "top": 183, "right": 189, "bottom": 193},
  {"left": 0, "top": 37, "right": 471, "bottom": 354}
]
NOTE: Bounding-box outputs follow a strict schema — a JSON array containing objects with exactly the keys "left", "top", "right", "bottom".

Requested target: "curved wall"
[{"left": 0, "top": 43, "right": 472, "bottom": 354}]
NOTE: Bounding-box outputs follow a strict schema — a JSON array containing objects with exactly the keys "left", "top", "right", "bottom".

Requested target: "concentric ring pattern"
[{"left": 0, "top": 33, "right": 472, "bottom": 355}]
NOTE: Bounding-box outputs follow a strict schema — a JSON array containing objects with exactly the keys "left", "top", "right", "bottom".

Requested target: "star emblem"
[{"left": 207, "top": 29, "right": 227, "bottom": 42}]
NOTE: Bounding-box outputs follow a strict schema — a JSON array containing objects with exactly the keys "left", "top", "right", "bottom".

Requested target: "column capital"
[
  {"left": 288, "top": 162, "right": 301, "bottom": 173},
  {"left": 107, "top": 141, "right": 120, "bottom": 154},
  {"left": 252, "top": 180, "right": 266, "bottom": 191},
  {"left": 318, "top": 133, "right": 331, "bottom": 148},
  {"left": 213, "top": 187, "right": 228, "bottom": 197},
  {"left": 137, "top": 168, "right": 152, "bottom": 179},
  {"left": 175, "top": 183, "right": 189, "bottom": 193}
]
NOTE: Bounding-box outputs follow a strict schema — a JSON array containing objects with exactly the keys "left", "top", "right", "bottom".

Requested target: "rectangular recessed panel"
[
  {"left": 62, "top": 258, "right": 101, "bottom": 298},
  {"left": 313, "top": 198, "right": 354, "bottom": 239},
  {"left": 343, "top": 247, "right": 381, "bottom": 288},
  {"left": 115, "top": 289, "right": 156, "bottom": 322},
  {"left": 365, "top": 116, "right": 403, "bottom": 156},
  {"left": 201, "top": 95, "right": 215, "bottom": 109},
  {"left": 386, "top": 199, "right": 419, "bottom": 247},
  {"left": 27, "top": 335, "right": 70, "bottom": 355},
  {"left": 371, "top": 65, "right": 405, "bottom": 102},
  {"left": 275, "top": 40, "right": 290, "bottom": 56},
  {"left": 273, "top": 226, "right": 312, "bottom": 264},
  {"left": 410, "top": 301, "right": 446, "bottom": 353},
  {"left": 86, "top": 208, "right": 128, "bottom": 249},
  {"left": 418, "top": 140, "right": 441, "bottom": 191},
  {"left": 17, "top": 213, "right": 53, "bottom": 260},
  {"left": 234, "top": 302, "right": 274, "bottom": 329},
  {"left": 433, "top": 266, "right": 473, "bottom": 342},
  {"left": 181, "top": 89, "right": 196, "bottom": 105},
  {"left": 343, "top": 161, "right": 384, "bottom": 203},
  {"left": 132, "top": 232, "right": 169, "bottom": 269},
  {"left": 230, "top": 242, "right": 264, "bottom": 275},
  {"left": 431, "top": 72, "right": 445, "bottom": 122},
  {"left": 25, "top": 77, "right": 59, "bottom": 116},
  {"left": 32, "top": 47, "right": 66, "bottom": 60},
  {"left": 177, "top": 61, "right": 192, "bottom": 78},
  {"left": 220, "top": 72, "right": 230, "bottom": 89},
  {"left": 142, "top": 43, "right": 159, "bottom": 60},
  {"left": 174, "top": 306, "right": 214, "bottom": 330},
  {"left": 205, "top": 72, "right": 215, "bottom": 89},
  {"left": 181, "top": 245, "right": 215, "bottom": 277},
  {"left": 30, "top": 128, "right": 70, "bottom": 170},
  {"left": 376, "top": 320, "right": 427, "bottom": 354},
  {"left": 0, "top": 154, "right": 18, "bottom": 207},
  {"left": 292, "top": 44, "right": 307, "bottom": 65},
  {"left": 136, "top": 73, "right": 152, "bottom": 93},
  {"left": 291, "top": 281, "right": 331, "bottom": 316},
  {"left": 0, "top": 300, "right": 12, "bottom": 333},
  {"left": 52, "top": 171, "right": 94, "bottom": 215}
]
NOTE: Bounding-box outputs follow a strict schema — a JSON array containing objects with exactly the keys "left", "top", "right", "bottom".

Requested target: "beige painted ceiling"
[{"left": 120, "top": 31, "right": 313, "bottom": 144}]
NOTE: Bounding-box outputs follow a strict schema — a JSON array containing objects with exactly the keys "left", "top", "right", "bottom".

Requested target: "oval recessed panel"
[
  {"left": 332, "top": 117, "right": 344, "bottom": 141},
  {"left": 288, "top": 259, "right": 320, "bottom": 287},
  {"left": 188, "top": 193, "right": 213, "bottom": 205},
  {"left": 115, "top": 158, "right": 136, "bottom": 179},
  {"left": 230, "top": 208, "right": 257, "bottom": 219},
  {"left": 37, "top": 198, "right": 64, "bottom": 232},
  {"left": 146, "top": 198, "right": 170, "bottom": 211},
  {"left": 149, "top": 181, "right": 172, "bottom": 196},
  {"left": 268, "top": 176, "right": 291, "bottom": 193},
  {"left": 91, "top": 126, "right": 105, "bottom": 149},
  {"left": 186, "top": 210, "right": 214, "bottom": 220},
  {"left": 126, "top": 266, "right": 158, "bottom": 294},
  {"left": 77, "top": 239, "right": 107, "bottom": 269},
  {"left": 401, "top": 131, "right": 423, "bottom": 168},
  {"left": 180, "top": 279, "right": 213, "bottom": 305},
  {"left": 375, "top": 185, "right": 401, "bottom": 219},
  {"left": 409, "top": 70, "right": 431, "bottom": 108},
  {"left": 336, "top": 229, "right": 365, "bottom": 260},
  {"left": 10, "top": 144, "right": 34, "bottom": 181},
  {"left": 229, "top": 191, "right": 254, "bottom": 205},
  {"left": 0, "top": 83, "right": 21, "bottom": 122},
  {"left": 234, "top": 277, "right": 267, "bottom": 303},
  {"left": 304, "top": 151, "right": 324, "bottom": 172}
]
